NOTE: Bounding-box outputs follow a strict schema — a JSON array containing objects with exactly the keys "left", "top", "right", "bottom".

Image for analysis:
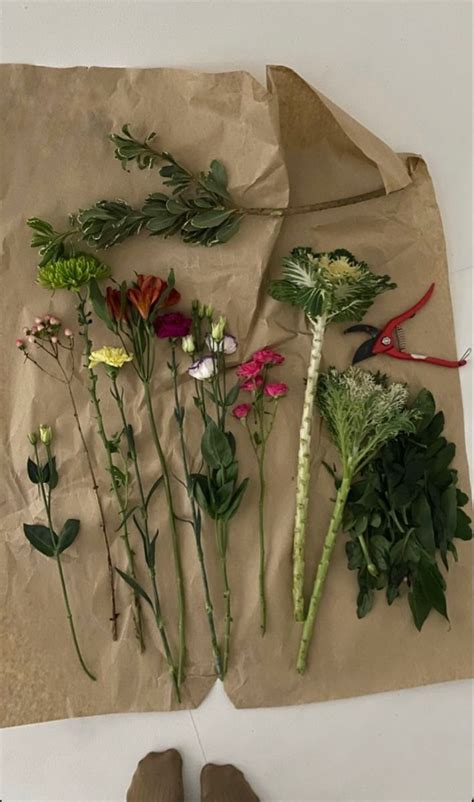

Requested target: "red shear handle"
[{"left": 388, "top": 350, "right": 467, "bottom": 368}]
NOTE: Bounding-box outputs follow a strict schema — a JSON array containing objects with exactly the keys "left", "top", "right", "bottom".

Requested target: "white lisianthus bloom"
[
  {"left": 187, "top": 356, "right": 216, "bottom": 381},
  {"left": 205, "top": 333, "right": 238, "bottom": 355}
]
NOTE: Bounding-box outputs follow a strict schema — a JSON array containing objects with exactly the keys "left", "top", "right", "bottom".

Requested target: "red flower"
[
  {"left": 233, "top": 403, "right": 252, "bottom": 419},
  {"left": 252, "top": 347, "right": 285, "bottom": 366},
  {"left": 154, "top": 312, "right": 192, "bottom": 339},
  {"left": 264, "top": 382, "right": 288, "bottom": 399},
  {"left": 236, "top": 360, "right": 262, "bottom": 379},
  {"left": 106, "top": 287, "right": 127, "bottom": 321},
  {"left": 127, "top": 274, "right": 181, "bottom": 320}
]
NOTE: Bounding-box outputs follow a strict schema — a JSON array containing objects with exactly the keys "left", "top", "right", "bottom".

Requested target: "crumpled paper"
[{"left": 0, "top": 64, "right": 471, "bottom": 726}]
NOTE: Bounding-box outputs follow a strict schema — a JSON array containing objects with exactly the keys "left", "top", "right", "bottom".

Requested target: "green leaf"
[
  {"left": 44, "top": 457, "right": 58, "bottom": 489},
  {"left": 192, "top": 474, "right": 212, "bottom": 514},
  {"left": 116, "top": 568, "right": 153, "bottom": 608},
  {"left": 357, "top": 587, "right": 374, "bottom": 618},
  {"left": 215, "top": 215, "right": 241, "bottom": 244},
  {"left": 190, "top": 209, "right": 234, "bottom": 229},
  {"left": 417, "top": 558, "right": 449, "bottom": 621},
  {"left": 145, "top": 476, "right": 163, "bottom": 510},
  {"left": 27, "top": 458, "right": 41, "bottom": 484},
  {"left": 346, "top": 540, "right": 364, "bottom": 570},
  {"left": 201, "top": 421, "right": 233, "bottom": 469},
  {"left": 455, "top": 508, "right": 473, "bottom": 541},
  {"left": 413, "top": 495, "right": 436, "bottom": 555},
  {"left": 222, "top": 477, "right": 249, "bottom": 522},
  {"left": 225, "top": 381, "right": 241, "bottom": 407},
  {"left": 429, "top": 442, "right": 456, "bottom": 477},
  {"left": 370, "top": 535, "right": 391, "bottom": 571},
  {"left": 115, "top": 505, "right": 139, "bottom": 532},
  {"left": 89, "top": 278, "right": 115, "bottom": 332},
  {"left": 216, "top": 481, "right": 235, "bottom": 515},
  {"left": 413, "top": 389, "right": 436, "bottom": 432},
  {"left": 408, "top": 579, "right": 432, "bottom": 630},
  {"left": 23, "top": 523, "right": 56, "bottom": 557},
  {"left": 57, "top": 518, "right": 80, "bottom": 554}
]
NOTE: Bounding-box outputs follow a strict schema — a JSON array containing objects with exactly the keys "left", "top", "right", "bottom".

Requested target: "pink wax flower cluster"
[
  {"left": 233, "top": 347, "right": 288, "bottom": 419},
  {"left": 16, "top": 314, "right": 73, "bottom": 351}
]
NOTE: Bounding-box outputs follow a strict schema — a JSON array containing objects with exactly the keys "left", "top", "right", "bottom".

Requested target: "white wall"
[{"left": 1, "top": 2, "right": 472, "bottom": 801}]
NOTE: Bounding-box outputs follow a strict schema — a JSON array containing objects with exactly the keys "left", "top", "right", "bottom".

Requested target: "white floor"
[{"left": 1, "top": 2, "right": 472, "bottom": 801}]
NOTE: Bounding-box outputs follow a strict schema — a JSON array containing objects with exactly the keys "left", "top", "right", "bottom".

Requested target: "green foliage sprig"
[
  {"left": 24, "top": 427, "right": 96, "bottom": 681},
  {"left": 343, "top": 389, "right": 473, "bottom": 628}
]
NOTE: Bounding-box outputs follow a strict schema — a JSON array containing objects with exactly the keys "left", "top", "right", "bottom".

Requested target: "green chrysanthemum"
[{"left": 37, "top": 254, "right": 111, "bottom": 291}]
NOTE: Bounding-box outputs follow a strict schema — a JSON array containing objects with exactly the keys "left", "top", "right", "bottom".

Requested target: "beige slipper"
[
  {"left": 200, "top": 762, "right": 260, "bottom": 802},
  {"left": 126, "top": 749, "right": 184, "bottom": 802}
]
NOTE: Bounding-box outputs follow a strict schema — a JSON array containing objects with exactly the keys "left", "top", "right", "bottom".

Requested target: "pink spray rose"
[
  {"left": 236, "top": 360, "right": 262, "bottom": 379},
  {"left": 240, "top": 375, "right": 264, "bottom": 392},
  {"left": 233, "top": 403, "right": 252, "bottom": 419},
  {"left": 154, "top": 312, "right": 192, "bottom": 339},
  {"left": 252, "top": 348, "right": 285, "bottom": 366},
  {"left": 264, "top": 382, "right": 288, "bottom": 399}
]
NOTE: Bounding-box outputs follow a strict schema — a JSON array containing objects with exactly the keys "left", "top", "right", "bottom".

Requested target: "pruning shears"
[{"left": 345, "top": 283, "right": 470, "bottom": 369}]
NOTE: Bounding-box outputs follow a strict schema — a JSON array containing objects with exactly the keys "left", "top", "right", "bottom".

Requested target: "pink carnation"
[
  {"left": 233, "top": 403, "right": 252, "bottom": 419},
  {"left": 252, "top": 348, "right": 285, "bottom": 366},
  {"left": 236, "top": 360, "right": 262, "bottom": 379},
  {"left": 154, "top": 312, "right": 192, "bottom": 339},
  {"left": 240, "top": 375, "right": 264, "bottom": 392},
  {"left": 264, "top": 382, "right": 288, "bottom": 399}
]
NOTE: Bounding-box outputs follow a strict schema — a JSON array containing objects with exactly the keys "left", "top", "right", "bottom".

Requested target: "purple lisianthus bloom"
[
  {"left": 154, "top": 312, "right": 192, "bottom": 339},
  {"left": 188, "top": 356, "right": 216, "bottom": 381}
]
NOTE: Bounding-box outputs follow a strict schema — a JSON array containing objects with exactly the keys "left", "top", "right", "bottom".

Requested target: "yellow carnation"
[{"left": 89, "top": 346, "right": 133, "bottom": 369}]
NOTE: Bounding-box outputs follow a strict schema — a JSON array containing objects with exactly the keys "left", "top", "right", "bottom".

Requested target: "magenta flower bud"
[
  {"left": 263, "top": 382, "right": 288, "bottom": 399},
  {"left": 233, "top": 403, "right": 252, "bottom": 419}
]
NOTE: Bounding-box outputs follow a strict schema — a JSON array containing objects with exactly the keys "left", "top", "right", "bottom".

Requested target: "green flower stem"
[
  {"left": 216, "top": 518, "right": 231, "bottom": 676},
  {"left": 296, "top": 472, "right": 352, "bottom": 674},
  {"left": 76, "top": 292, "right": 125, "bottom": 640},
  {"left": 111, "top": 377, "right": 181, "bottom": 698},
  {"left": 170, "top": 347, "right": 223, "bottom": 679},
  {"left": 357, "top": 534, "right": 378, "bottom": 577},
  {"left": 143, "top": 379, "right": 186, "bottom": 687},
  {"left": 257, "top": 457, "right": 266, "bottom": 636},
  {"left": 150, "top": 568, "right": 181, "bottom": 703},
  {"left": 61, "top": 369, "right": 118, "bottom": 639},
  {"left": 293, "top": 314, "right": 327, "bottom": 622},
  {"left": 56, "top": 553, "right": 97, "bottom": 681},
  {"left": 34, "top": 443, "right": 96, "bottom": 681}
]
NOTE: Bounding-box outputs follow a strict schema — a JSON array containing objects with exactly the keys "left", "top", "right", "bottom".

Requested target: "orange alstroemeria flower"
[
  {"left": 127, "top": 274, "right": 180, "bottom": 320},
  {"left": 106, "top": 286, "right": 127, "bottom": 321}
]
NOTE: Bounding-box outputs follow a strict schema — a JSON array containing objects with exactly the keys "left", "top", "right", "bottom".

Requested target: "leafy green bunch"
[
  {"left": 296, "top": 367, "right": 418, "bottom": 674},
  {"left": 343, "top": 389, "right": 473, "bottom": 628}
]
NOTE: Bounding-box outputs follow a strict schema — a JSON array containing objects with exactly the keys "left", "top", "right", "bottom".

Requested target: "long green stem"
[
  {"left": 258, "top": 458, "right": 266, "bottom": 636},
  {"left": 216, "top": 519, "right": 231, "bottom": 676},
  {"left": 150, "top": 569, "right": 181, "bottom": 703},
  {"left": 296, "top": 472, "right": 352, "bottom": 674},
  {"left": 56, "top": 554, "right": 97, "bottom": 681},
  {"left": 34, "top": 444, "right": 96, "bottom": 681},
  {"left": 143, "top": 379, "right": 186, "bottom": 686},
  {"left": 58, "top": 294, "right": 118, "bottom": 640},
  {"left": 293, "top": 314, "right": 327, "bottom": 622},
  {"left": 170, "top": 348, "right": 223, "bottom": 679},
  {"left": 76, "top": 294, "right": 145, "bottom": 648}
]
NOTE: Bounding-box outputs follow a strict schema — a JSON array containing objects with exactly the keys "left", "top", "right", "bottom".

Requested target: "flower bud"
[
  {"left": 36, "top": 324, "right": 44, "bottom": 331},
  {"left": 205, "top": 304, "right": 214, "bottom": 319},
  {"left": 27, "top": 431, "right": 38, "bottom": 445},
  {"left": 34, "top": 317, "right": 43, "bottom": 325},
  {"left": 51, "top": 336, "right": 58, "bottom": 344},
  {"left": 39, "top": 425, "right": 53, "bottom": 445},
  {"left": 181, "top": 334, "right": 196, "bottom": 355},
  {"left": 64, "top": 328, "right": 73, "bottom": 337},
  {"left": 16, "top": 338, "right": 25, "bottom": 349},
  {"left": 197, "top": 301, "right": 206, "bottom": 319},
  {"left": 211, "top": 315, "right": 226, "bottom": 342},
  {"left": 49, "top": 317, "right": 60, "bottom": 326},
  {"left": 27, "top": 335, "right": 35, "bottom": 343}
]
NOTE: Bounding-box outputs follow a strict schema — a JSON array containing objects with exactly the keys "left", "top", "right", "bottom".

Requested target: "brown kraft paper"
[{"left": 0, "top": 64, "right": 471, "bottom": 725}]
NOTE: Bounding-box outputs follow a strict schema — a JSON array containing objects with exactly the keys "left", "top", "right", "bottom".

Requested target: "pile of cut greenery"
[{"left": 342, "top": 389, "right": 472, "bottom": 629}]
